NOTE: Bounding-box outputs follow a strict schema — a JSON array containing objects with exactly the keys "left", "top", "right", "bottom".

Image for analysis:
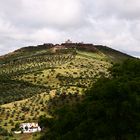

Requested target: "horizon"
[{"left": 0, "top": 40, "right": 136, "bottom": 58}]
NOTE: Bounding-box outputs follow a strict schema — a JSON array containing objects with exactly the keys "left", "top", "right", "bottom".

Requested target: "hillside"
[
  {"left": 0, "top": 42, "right": 131, "bottom": 139},
  {"left": 40, "top": 58, "right": 140, "bottom": 140},
  {"left": 0, "top": 43, "right": 131, "bottom": 104}
]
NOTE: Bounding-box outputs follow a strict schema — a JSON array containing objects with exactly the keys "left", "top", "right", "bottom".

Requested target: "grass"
[
  {"left": 77, "top": 51, "right": 107, "bottom": 60},
  {"left": 17, "top": 53, "right": 111, "bottom": 90},
  {"left": 0, "top": 92, "right": 51, "bottom": 134}
]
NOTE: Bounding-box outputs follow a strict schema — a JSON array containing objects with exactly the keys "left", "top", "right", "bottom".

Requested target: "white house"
[{"left": 20, "top": 123, "right": 41, "bottom": 133}]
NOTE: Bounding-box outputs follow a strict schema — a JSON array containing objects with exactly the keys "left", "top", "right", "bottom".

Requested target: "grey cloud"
[
  {"left": 0, "top": 0, "right": 85, "bottom": 29},
  {"left": 87, "top": 0, "right": 140, "bottom": 20},
  {"left": 0, "top": 0, "right": 140, "bottom": 57}
]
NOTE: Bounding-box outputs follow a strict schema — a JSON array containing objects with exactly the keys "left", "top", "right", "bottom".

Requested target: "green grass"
[
  {"left": 16, "top": 53, "right": 111, "bottom": 93},
  {"left": 77, "top": 51, "right": 108, "bottom": 60}
]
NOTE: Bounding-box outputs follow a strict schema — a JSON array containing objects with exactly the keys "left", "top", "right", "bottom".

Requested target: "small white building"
[{"left": 20, "top": 123, "right": 41, "bottom": 133}]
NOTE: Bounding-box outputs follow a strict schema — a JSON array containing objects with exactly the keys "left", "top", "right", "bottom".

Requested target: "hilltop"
[{"left": 0, "top": 42, "right": 130, "bottom": 64}]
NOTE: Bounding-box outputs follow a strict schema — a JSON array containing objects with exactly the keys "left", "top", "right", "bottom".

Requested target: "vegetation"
[
  {"left": 0, "top": 43, "right": 131, "bottom": 140},
  {"left": 40, "top": 58, "right": 140, "bottom": 140},
  {"left": 0, "top": 76, "right": 47, "bottom": 104},
  {"left": 0, "top": 45, "right": 111, "bottom": 105}
]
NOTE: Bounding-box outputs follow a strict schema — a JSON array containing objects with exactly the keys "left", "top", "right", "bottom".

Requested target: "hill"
[
  {"left": 0, "top": 42, "right": 132, "bottom": 139},
  {"left": 0, "top": 42, "right": 131, "bottom": 105},
  {"left": 0, "top": 43, "right": 130, "bottom": 104}
]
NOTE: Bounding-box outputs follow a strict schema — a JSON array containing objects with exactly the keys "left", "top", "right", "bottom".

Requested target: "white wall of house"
[{"left": 20, "top": 123, "right": 41, "bottom": 133}]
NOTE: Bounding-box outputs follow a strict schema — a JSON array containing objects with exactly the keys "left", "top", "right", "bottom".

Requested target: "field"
[{"left": 16, "top": 52, "right": 110, "bottom": 91}]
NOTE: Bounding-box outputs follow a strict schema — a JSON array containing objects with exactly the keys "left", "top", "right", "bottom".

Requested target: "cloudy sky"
[{"left": 0, "top": 0, "right": 140, "bottom": 57}]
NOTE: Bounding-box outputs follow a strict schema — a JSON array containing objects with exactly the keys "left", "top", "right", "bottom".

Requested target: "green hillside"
[
  {"left": 40, "top": 58, "right": 140, "bottom": 140},
  {"left": 0, "top": 43, "right": 130, "bottom": 105},
  {"left": 0, "top": 43, "right": 131, "bottom": 140}
]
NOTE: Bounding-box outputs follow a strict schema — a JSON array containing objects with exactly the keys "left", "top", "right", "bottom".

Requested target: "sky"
[{"left": 0, "top": 0, "right": 140, "bottom": 57}]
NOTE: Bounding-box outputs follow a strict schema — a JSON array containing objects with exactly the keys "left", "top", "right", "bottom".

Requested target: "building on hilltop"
[{"left": 65, "top": 39, "right": 72, "bottom": 44}]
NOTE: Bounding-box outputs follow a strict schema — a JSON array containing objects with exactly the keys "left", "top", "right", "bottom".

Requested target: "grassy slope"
[
  {"left": 17, "top": 52, "right": 110, "bottom": 91},
  {"left": 0, "top": 44, "right": 131, "bottom": 140},
  {"left": 94, "top": 45, "right": 132, "bottom": 62}
]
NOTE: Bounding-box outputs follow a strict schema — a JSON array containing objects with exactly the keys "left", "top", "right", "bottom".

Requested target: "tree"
[
  {"left": 40, "top": 59, "right": 140, "bottom": 140},
  {"left": 38, "top": 115, "right": 53, "bottom": 130},
  {"left": 0, "top": 126, "right": 10, "bottom": 136}
]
